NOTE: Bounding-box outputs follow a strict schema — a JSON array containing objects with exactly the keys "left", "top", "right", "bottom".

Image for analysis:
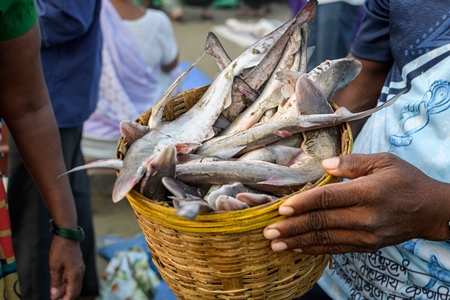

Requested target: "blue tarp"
[{"left": 179, "top": 61, "right": 212, "bottom": 91}]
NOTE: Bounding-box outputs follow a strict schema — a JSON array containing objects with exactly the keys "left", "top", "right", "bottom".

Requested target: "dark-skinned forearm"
[
  {"left": 161, "top": 53, "right": 179, "bottom": 73},
  {"left": 0, "top": 23, "right": 77, "bottom": 229},
  {"left": 331, "top": 54, "right": 392, "bottom": 137}
]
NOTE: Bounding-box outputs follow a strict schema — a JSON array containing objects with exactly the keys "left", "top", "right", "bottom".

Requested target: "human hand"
[
  {"left": 49, "top": 236, "right": 85, "bottom": 300},
  {"left": 263, "top": 153, "right": 450, "bottom": 254}
]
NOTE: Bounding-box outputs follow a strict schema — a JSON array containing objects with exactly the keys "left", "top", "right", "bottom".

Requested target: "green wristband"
[{"left": 49, "top": 219, "right": 85, "bottom": 242}]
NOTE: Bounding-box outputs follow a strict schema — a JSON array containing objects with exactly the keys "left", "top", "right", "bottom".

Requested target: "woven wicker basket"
[{"left": 116, "top": 85, "right": 353, "bottom": 299}]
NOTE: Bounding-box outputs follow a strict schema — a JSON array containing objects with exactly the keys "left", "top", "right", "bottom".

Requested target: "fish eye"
[{"left": 137, "top": 165, "right": 145, "bottom": 175}]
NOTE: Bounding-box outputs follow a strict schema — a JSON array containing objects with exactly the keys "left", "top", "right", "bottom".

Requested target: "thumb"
[{"left": 322, "top": 153, "right": 386, "bottom": 179}]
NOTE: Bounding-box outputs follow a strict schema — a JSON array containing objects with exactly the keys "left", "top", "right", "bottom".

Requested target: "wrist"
[
  {"left": 432, "top": 181, "right": 450, "bottom": 240},
  {"left": 49, "top": 219, "right": 85, "bottom": 242}
]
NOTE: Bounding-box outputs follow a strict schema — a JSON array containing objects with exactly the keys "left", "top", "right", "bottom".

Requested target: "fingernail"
[
  {"left": 322, "top": 157, "right": 339, "bottom": 170},
  {"left": 51, "top": 287, "right": 58, "bottom": 296},
  {"left": 264, "top": 228, "right": 280, "bottom": 239},
  {"left": 279, "top": 205, "right": 294, "bottom": 216},
  {"left": 271, "top": 242, "right": 288, "bottom": 251},
  {"left": 293, "top": 248, "right": 303, "bottom": 253}
]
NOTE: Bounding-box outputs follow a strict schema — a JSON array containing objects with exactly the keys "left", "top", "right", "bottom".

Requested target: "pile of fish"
[{"left": 64, "top": 0, "right": 404, "bottom": 220}]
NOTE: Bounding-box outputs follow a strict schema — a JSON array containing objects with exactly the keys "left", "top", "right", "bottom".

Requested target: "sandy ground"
[{"left": 90, "top": 1, "right": 292, "bottom": 281}]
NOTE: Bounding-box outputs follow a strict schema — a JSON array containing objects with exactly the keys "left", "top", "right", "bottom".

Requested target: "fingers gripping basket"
[{"left": 116, "top": 85, "right": 353, "bottom": 299}]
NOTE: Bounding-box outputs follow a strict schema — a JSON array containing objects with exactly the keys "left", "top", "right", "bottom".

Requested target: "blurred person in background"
[
  {"left": 82, "top": 0, "right": 183, "bottom": 159},
  {"left": 288, "top": 0, "right": 304, "bottom": 18},
  {"left": 237, "top": 0, "right": 272, "bottom": 18},
  {"left": 7, "top": 0, "right": 102, "bottom": 299},
  {"left": 160, "top": 0, "right": 214, "bottom": 21}
]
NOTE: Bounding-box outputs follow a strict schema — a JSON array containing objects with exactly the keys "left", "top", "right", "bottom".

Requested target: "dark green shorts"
[{"left": 0, "top": 0, "right": 38, "bottom": 41}]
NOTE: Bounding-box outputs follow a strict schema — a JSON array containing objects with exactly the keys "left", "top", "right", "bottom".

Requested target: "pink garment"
[{"left": 83, "top": 0, "right": 162, "bottom": 139}]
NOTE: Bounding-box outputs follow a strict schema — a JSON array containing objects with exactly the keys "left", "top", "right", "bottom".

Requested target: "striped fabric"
[{"left": 0, "top": 173, "right": 21, "bottom": 299}]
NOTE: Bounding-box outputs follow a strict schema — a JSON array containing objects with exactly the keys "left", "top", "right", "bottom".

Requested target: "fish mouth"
[{"left": 112, "top": 144, "right": 178, "bottom": 203}]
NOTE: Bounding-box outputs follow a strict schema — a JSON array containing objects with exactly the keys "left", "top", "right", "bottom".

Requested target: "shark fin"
[{"left": 58, "top": 159, "right": 123, "bottom": 178}]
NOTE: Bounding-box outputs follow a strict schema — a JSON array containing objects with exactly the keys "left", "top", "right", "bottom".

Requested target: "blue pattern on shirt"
[{"left": 318, "top": 1, "right": 450, "bottom": 299}]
